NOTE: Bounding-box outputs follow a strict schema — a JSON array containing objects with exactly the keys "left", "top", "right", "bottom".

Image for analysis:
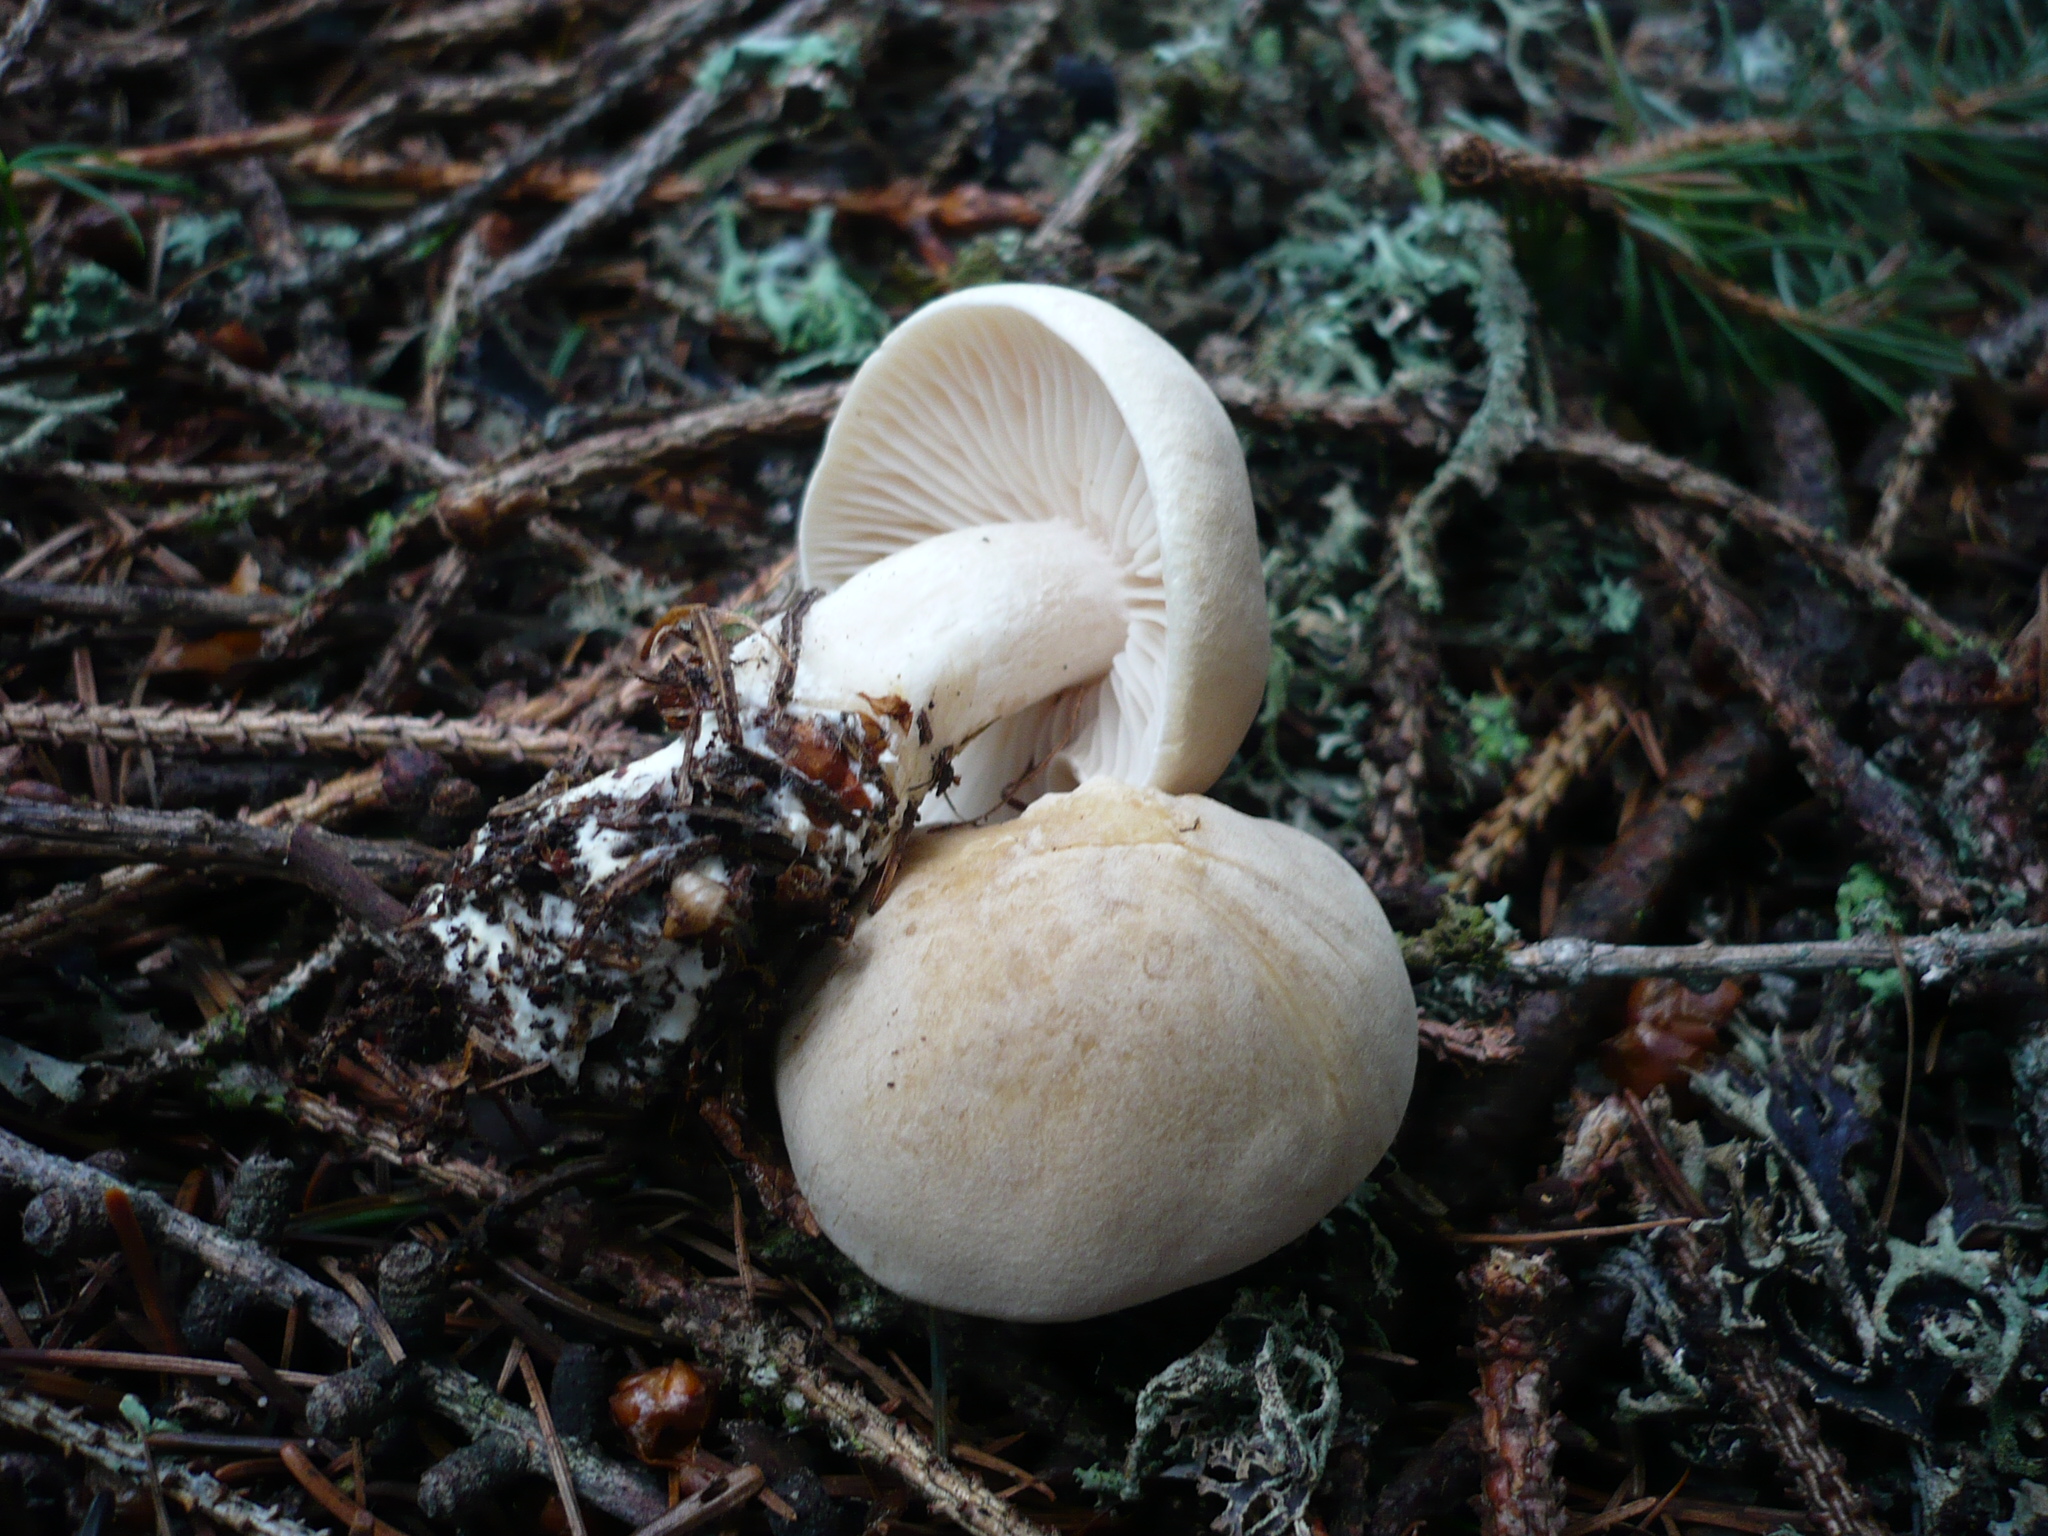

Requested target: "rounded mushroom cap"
[
  {"left": 798, "top": 284, "right": 1266, "bottom": 822},
  {"left": 774, "top": 780, "right": 1418, "bottom": 1322}
]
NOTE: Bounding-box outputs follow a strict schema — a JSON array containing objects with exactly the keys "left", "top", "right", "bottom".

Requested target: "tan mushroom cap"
[
  {"left": 798, "top": 284, "right": 1267, "bottom": 821},
  {"left": 774, "top": 779, "right": 1418, "bottom": 1322}
]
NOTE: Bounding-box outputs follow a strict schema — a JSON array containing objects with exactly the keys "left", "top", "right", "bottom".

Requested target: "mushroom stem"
[{"left": 754, "top": 522, "right": 1130, "bottom": 790}]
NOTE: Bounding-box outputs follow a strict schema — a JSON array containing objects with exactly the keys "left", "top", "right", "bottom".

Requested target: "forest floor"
[{"left": 2, "top": 2, "right": 2048, "bottom": 1535}]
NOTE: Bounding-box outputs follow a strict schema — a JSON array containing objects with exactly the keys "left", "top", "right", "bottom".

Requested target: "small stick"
[
  {"left": 416, "top": 220, "right": 494, "bottom": 431},
  {"left": 102, "top": 1189, "right": 187, "bottom": 1355},
  {"left": 1028, "top": 103, "right": 1156, "bottom": 250},
  {"left": 0, "top": 1382, "right": 326, "bottom": 1536},
  {"left": 373, "top": 0, "right": 566, "bottom": 48},
  {"left": 629, "top": 1465, "right": 766, "bottom": 1536},
  {"left": 1863, "top": 387, "right": 1951, "bottom": 563},
  {"left": 1333, "top": 10, "right": 1438, "bottom": 195},
  {"left": 0, "top": 701, "right": 650, "bottom": 767},
  {"left": 279, "top": 1443, "right": 407, "bottom": 1536},
  {"left": 0, "top": 798, "right": 439, "bottom": 927},
  {"left": 519, "top": 1350, "right": 589, "bottom": 1536},
  {"left": 0, "top": 0, "right": 52, "bottom": 89},
  {"left": 475, "top": 0, "right": 832, "bottom": 309},
  {"left": 0, "top": 1346, "right": 323, "bottom": 1387},
  {"left": 222, "top": 1339, "right": 312, "bottom": 1417},
  {"left": 1876, "top": 934, "right": 1915, "bottom": 1233},
  {"left": 1499, "top": 924, "right": 2048, "bottom": 982},
  {"left": 7, "top": 118, "right": 352, "bottom": 190},
  {"left": 162, "top": 334, "right": 463, "bottom": 488},
  {"left": 1547, "top": 430, "right": 1975, "bottom": 652},
  {"left": 351, "top": 546, "right": 475, "bottom": 713},
  {"left": 71, "top": 644, "right": 115, "bottom": 804},
  {"left": 1448, "top": 1217, "right": 1697, "bottom": 1244},
  {"left": 435, "top": 380, "right": 847, "bottom": 546},
  {"left": 1633, "top": 504, "right": 1971, "bottom": 919},
  {"left": 317, "top": 1259, "right": 406, "bottom": 1363}
]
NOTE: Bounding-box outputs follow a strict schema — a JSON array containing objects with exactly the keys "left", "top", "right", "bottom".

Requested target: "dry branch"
[
  {"left": 163, "top": 333, "right": 464, "bottom": 486},
  {"left": 1541, "top": 429, "right": 1973, "bottom": 650},
  {"left": 1334, "top": 10, "right": 1437, "bottom": 191},
  {"left": 1408, "top": 715, "right": 1779, "bottom": 1211},
  {"left": 1503, "top": 925, "right": 2048, "bottom": 982},
  {"left": 474, "top": 0, "right": 832, "bottom": 309},
  {"left": 0, "top": 702, "right": 656, "bottom": 765},
  {"left": 1466, "top": 1248, "right": 1567, "bottom": 1536},
  {"left": 1, "top": 577, "right": 300, "bottom": 626},
  {"left": 0, "top": 1384, "right": 323, "bottom": 1536},
  {"left": 1634, "top": 504, "right": 1971, "bottom": 919},
  {"left": 1864, "top": 387, "right": 1951, "bottom": 562},
  {"left": 435, "top": 381, "right": 848, "bottom": 544},
  {"left": 0, "top": 798, "right": 442, "bottom": 926},
  {"left": 1450, "top": 687, "right": 1626, "bottom": 895},
  {"left": 0, "top": 0, "right": 53, "bottom": 89},
  {"left": 1030, "top": 104, "right": 1156, "bottom": 251},
  {"left": 0, "top": 767, "right": 384, "bottom": 959}
]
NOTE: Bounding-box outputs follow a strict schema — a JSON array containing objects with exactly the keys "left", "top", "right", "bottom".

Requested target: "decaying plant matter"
[{"left": 9, "top": 0, "right": 2048, "bottom": 1534}]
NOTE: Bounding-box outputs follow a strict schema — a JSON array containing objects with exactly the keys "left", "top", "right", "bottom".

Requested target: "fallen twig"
[
  {"left": 0, "top": 1383, "right": 323, "bottom": 1536},
  {"left": 1450, "top": 687, "right": 1627, "bottom": 895},
  {"left": 1634, "top": 504, "right": 1971, "bottom": 919},
  {"left": 0, "top": 701, "right": 655, "bottom": 765},
  {"left": 1334, "top": 10, "right": 1438, "bottom": 194},
  {"left": 473, "top": 0, "right": 832, "bottom": 310},
  {"left": 0, "top": 798, "right": 442, "bottom": 926},
  {"left": 0, "top": 0, "right": 53, "bottom": 90},
  {"left": 1863, "top": 387, "right": 1950, "bottom": 563},
  {"left": 1466, "top": 1247, "right": 1567, "bottom": 1536},
  {"left": 1545, "top": 430, "right": 1973, "bottom": 651},
  {"left": 163, "top": 333, "right": 464, "bottom": 487},
  {"left": 1503, "top": 925, "right": 2048, "bottom": 982},
  {"left": 436, "top": 381, "right": 847, "bottom": 545},
  {"left": 351, "top": 546, "right": 476, "bottom": 712},
  {"left": 1408, "top": 716, "right": 1779, "bottom": 1211},
  {"left": 1028, "top": 102, "right": 1158, "bottom": 251}
]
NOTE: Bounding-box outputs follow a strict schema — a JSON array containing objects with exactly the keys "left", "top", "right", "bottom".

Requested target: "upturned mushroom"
[
  {"left": 413, "top": 285, "right": 1270, "bottom": 1086},
  {"left": 776, "top": 779, "right": 1419, "bottom": 1322}
]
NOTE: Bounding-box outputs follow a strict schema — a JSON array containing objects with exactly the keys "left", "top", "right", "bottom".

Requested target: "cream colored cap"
[
  {"left": 774, "top": 780, "right": 1418, "bottom": 1322},
  {"left": 798, "top": 284, "right": 1267, "bottom": 822}
]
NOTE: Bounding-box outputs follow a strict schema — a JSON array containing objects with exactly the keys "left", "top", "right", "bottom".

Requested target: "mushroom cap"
[
  {"left": 798, "top": 284, "right": 1267, "bottom": 821},
  {"left": 774, "top": 779, "right": 1418, "bottom": 1322}
]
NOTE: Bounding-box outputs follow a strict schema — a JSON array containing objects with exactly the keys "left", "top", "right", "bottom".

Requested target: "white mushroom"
[
  {"left": 779, "top": 282, "right": 1269, "bottom": 821},
  {"left": 776, "top": 778, "right": 1419, "bottom": 1323}
]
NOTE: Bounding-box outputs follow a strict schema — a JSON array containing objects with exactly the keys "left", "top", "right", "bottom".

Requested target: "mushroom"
[
  {"left": 778, "top": 281, "right": 1270, "bottom": 821},
  {"left": 775, "top": 778, "right": 1419, "bottom": 1323},
  {"left": 415, "top": 285, "right": 1272, "bottom": 1086}
]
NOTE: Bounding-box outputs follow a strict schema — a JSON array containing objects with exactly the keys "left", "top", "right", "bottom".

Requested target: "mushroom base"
[
  {"left": 775, "top": 780, "right": 1419, "bottom": 1322},
  {"left": 410, "top": 603, "right": 916, "bottom": 1091}
]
